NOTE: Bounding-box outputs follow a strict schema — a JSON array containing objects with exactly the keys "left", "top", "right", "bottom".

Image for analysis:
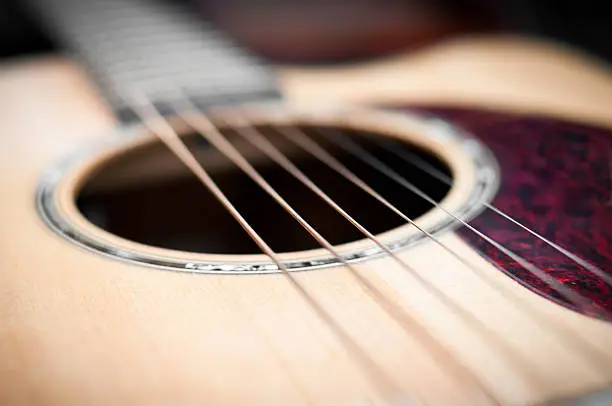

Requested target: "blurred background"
[{"left": 1, "top": 0, "right": 611, "bottom": 64}]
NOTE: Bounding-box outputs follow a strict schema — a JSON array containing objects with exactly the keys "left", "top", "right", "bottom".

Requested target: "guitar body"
[{"left": 1, "top": 36, "right": 612, "bottom": 405}]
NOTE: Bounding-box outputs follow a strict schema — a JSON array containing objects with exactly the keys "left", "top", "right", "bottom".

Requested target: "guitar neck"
[{"left": 27, "top": 0, "right": 281, "bottom": 119}]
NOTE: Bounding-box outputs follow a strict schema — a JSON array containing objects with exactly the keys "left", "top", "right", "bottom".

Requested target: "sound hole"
[{"left": 76, "top": 125, "right": 452, "bottom": 255}]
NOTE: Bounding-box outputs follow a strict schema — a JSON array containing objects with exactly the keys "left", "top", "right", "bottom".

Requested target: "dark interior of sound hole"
[{"left": 76, "top": 124, "right": 452, "bottom": 254}]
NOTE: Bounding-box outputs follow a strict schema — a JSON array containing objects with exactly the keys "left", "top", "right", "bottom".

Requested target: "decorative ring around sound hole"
[{"left": 36, "top": 106, "right": 499, "bottom": 273}]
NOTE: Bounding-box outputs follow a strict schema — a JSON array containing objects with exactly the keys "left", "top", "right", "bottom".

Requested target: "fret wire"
[
  {"left": 27, "top": 0, "right": 612, "bottom": 401},
  {"left": 27, "top": 0, "right": 278, "bottom": 112}
]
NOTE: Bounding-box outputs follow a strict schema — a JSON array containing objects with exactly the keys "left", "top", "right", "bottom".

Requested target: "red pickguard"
[{"left": 409, "top": 107, "right": 612, "bottom": 321}]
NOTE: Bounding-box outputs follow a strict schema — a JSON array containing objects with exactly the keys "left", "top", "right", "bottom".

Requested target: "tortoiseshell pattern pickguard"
[{"left": 408, "top": 107, "right": 612, "bottom": 320}]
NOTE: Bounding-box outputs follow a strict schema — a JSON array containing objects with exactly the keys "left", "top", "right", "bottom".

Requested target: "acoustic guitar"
[{"left": 1, "top": 0, "right": 611, "bottom": 405}]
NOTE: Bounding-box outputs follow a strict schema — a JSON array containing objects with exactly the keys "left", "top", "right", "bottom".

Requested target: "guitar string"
[
  {"left": 202, "top": 106, "right": 559, "bottom": 387},
  {"left": 127, "top": 95, "right": 605, "bottom": 401},
  {"left": 371, "top": 137, "right": 612, "bottom": 366},
  {"left": 61, "top": 3, "right": 608, "bottom": 398},
  {"left": 128, "top": 96, "right": 411, "bottom": 405},
  {"left": 132, "top": 93, "right": 607, "bottom": 399},
  {"left": 316, "top": 128, "right": 612, "bottom": 372},
  {"left": 313, "top": 124, "right": 612, "bottom": 375},
  {"left": 178, "top": 98, "right": 609, "bottom": 389},
  {"left": 376, "top": 137, "right": 612, "bottom": 288},
  {"left": 311, "top": 128, "right": 607, "bottom": 317},
  {"left": 217, "top": 113, "right": 612, "bottom": 375},
  {"left": 55, "top": 5, "right": 482, "bottom": 402},
  {"left": 71, "top": 17, "right": 431, "bottom": 403},
  {"left": 172, "top": 98, "right": 500, "bottom": 403},
  {"left": 273, "top": 120, "right": 612, "bottom": 368},
  {"left": 209, "top": 104, "right": 610, "bottom": 377}
]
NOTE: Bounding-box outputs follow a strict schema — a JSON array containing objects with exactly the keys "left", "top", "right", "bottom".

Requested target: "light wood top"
[{"left": 0, "top": 35, "right": 611, "bottom": 405}]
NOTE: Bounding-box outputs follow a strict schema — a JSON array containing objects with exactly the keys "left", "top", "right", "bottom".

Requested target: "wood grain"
[
  {"left": 281, "top": 35, "right": 612, "bottom": 129},
  {"left": 0, "top": 35, "right": 611, "bottom": 405}
]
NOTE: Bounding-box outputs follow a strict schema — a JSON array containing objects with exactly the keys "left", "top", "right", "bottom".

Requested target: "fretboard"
[{"left": 28, "top": 0, "right": 280, "bottom": 118}]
